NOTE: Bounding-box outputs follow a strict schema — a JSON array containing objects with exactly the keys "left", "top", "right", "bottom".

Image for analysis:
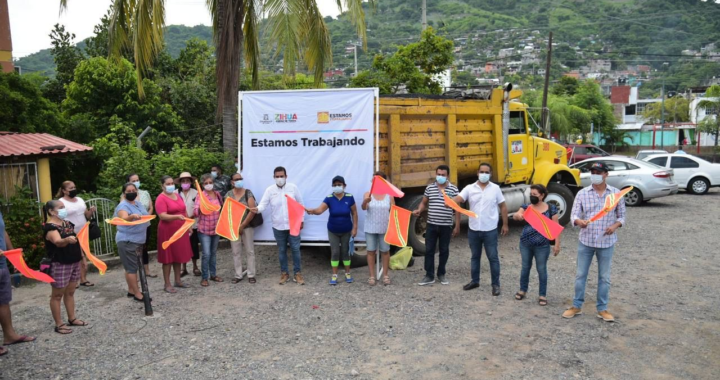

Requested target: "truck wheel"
[
  {"left": 545, "top": 182, "right": 574, "bottom": 226},
  {"left": 402, "top": 194, "right": 429, "bottom": 256}
]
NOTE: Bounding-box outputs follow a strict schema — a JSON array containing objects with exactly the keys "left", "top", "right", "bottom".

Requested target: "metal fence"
[{"left": 86, "top": 198, "right": 118, "bottom": 257}]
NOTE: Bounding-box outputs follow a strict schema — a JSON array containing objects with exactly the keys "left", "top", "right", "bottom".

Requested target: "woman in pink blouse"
[
  {"left": 155, "top": 175, "right": 192, "bottom": 293},
  {"left": 194, "top": 173, "right": 223, "bottom": 287}
]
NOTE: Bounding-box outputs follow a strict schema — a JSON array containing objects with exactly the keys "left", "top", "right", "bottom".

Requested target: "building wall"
[{"left": 0, "top": 0, "right": 13, "bottom": 73}]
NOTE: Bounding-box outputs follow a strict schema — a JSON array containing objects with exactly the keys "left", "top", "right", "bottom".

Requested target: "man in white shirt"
[
  {"left": 451, "top": 163, "right": 508, "bottom": 296},
  {"left": 251, "top": 167, "right": 305, "bottom": 285}
]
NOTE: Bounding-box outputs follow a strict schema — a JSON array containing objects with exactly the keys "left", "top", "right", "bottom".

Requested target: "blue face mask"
[
  {"left": 234, "top": 180, "right": 244, "bottom": 189},
  {"left": 478, "top": 173, "right": 491, "bottom": 183},
  {"left": 165, "top": 185, "right": 176, "bottom": 193},
  {"left": 211, "top": 171, "right": 218, "bottom": 179},
  {"left": 436, "top": 175, "right": 447, "bottom": 185},
  {"left": 57, "top": 208, "right": 68, "bottom": 220},
  {"left": 332, "top": 186, "right": 344, "bottom": 194},
  {"left": 133, "top": 181, "right": 141, "bottom": 189}
]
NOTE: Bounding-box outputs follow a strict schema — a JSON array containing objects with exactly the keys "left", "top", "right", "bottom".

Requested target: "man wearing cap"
[
  {"left": 564, "top": 162, "right": 626, "bottom": 322},
  {"left": 211, "top": 164, "right": 232, "bottom": 197},
  {"left": 176, "top": 172, "right": 201, "bottom": 277}
]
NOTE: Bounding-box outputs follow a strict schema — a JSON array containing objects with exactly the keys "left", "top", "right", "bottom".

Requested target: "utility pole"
[
  {"left": 354, "top": 44, "right": 358, "bottom": 77},
  {"left": 422, "top": 0, "right": 427, "bottom": 31},
  {"left": 541, "top": 31, "right": 553, "bottom": 132},
  {"left": 660, "top": 79, "right": 665, "bottom": 150}
]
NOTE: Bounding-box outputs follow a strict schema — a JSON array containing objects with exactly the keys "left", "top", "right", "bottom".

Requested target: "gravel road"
[{"left": 2, "top": 190, "right": 719, "bottom": 380}]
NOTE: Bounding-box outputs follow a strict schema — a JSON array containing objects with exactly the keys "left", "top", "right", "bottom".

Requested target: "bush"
[{"left": 0, "top": 187, "right": 46, "bottom": 270}]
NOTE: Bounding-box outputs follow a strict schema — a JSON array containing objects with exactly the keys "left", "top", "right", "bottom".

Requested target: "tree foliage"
[
  {"left": 0, "top": 73, "right": 66, "bottom": 135},
  {"left": 696, "top": 84, "right": 720, "bottom": 147},
  {"left": 641, "top": 97, "right": 690, "bottom": 124}
]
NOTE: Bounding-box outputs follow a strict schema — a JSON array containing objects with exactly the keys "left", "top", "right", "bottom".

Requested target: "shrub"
[{"left": 0, "top": 187, "right": 46, "bottom": 270}]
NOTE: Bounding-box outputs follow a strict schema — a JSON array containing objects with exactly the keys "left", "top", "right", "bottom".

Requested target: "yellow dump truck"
[{"left": 378, "top": 85, "right": 581, "bottom": 254}]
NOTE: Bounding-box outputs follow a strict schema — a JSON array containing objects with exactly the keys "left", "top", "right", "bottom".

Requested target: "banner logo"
[
  {"left": 317, "top": 112, "right": 330, "bottom": 124},
  {"left": 317, "top": 111, "right": 352, "bottom": 124},
  {"left": 275, "top": 113, "right": 298, "bottom": 123},
  {"left": 260, "top": 114, "right": 272, "bottom": 124}
]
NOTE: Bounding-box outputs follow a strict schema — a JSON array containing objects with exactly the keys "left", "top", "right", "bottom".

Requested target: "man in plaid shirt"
[{"left": 563, "top": 162, "right": 626, "bottom": 322}]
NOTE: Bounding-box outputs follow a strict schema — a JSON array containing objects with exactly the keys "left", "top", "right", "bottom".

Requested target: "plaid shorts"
[{"left": 50, "top": 261, "right": 81, "bottom": 289}]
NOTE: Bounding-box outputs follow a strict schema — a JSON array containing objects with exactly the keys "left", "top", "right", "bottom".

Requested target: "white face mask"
[
  {"left": 332, "top": 186, "right": 344, "bottom": 194},
  {"left": 590, "top": 174, "right": 605, "bottom": 185},
  {"left": 275, "top": 177, "right": 286, "bottom": 187},
  {"left": 204, "top": 184, "right": 214, "bottom": 191},
  {"left": 478, "top": 173, "right": 491, "bottom": 183}
]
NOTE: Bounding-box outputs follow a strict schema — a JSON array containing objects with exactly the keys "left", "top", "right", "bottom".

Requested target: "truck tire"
[
  {"left": 402, "top": 194, "right": 429, "bottom": 257},
  {"left": 545, "top": 182, "right": 574, "bottom": 226}
]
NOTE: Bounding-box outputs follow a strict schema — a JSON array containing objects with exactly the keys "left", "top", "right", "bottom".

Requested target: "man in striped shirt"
[
  {"left": 563, "top": 162, "right": 626, "bottom": 322},
  {"left": 414, "top": 165, "right": 460, "bottom": 286}
]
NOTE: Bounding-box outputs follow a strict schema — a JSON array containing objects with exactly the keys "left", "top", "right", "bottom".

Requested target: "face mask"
[
  {"left": 332, "top": 186, "right": 344, "bottom": 194},
  {"left": 275, "top": 177, "right": 286, "bottom": 187},
  {"left": 211, "top": 171, "right": 218, "bottom": 179},
  {"left": 57, "top": 208, "right": 68, "bottom": 219},
  {"left": 204, "top": 184, "right": 214, "bottom": 191},
  {"left": 590, "top": 174, "right": 604, "bottom": 185},
  {"left": 234, "top": 163, "right": 239, "bottom": 169},
  {"left": 436, "top": 175, "right": 447, "bottom": 185},
  {"left": 530, "top": 195, "right": 540, "bottom": 205},
  {"left": 125, "top": 192, "right": 138, "bottom": 201},
  {"left": 165, "top": 185, "right": 176, "bottom": 193},
  {"left": 478, "top": 173, "right": 491, "bottom": 183},
  {"left": 234, "top": 180, "right": 244, "bottom": 189},
  {"left": 133, "top": 181, "right": 141, "bottom": 189},
  {"left": 68, "top": 189, "right": 78, "bottom": 198},
  {"left": 181, "top": 183, "right": 191, "bottom": 191}
]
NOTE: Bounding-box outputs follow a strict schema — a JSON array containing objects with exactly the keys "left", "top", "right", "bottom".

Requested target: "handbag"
[
  {"left": 244, "top": 190, "right": 263, "bottom": 228},
  {"left": 88, "top": 218, "right": 102, "bottom": 241}
]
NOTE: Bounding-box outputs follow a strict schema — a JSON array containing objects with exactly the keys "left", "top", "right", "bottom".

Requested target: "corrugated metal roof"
[{"left": 0, "top": 132, "right": 93, "bottom": 158}]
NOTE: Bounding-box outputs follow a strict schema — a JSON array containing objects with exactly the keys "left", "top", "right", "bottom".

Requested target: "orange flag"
[
  {"left": 588, "top": 186, "right": 633, "bottom": 223},
  {"left": 105, "top": 215, "right": 156, "bottom": 226},
  {"left": 285, "top": 195, "right": 304, "bottom": 237},
  {"left": 162, "top": 218, "right": 195, "bottom": 250},
  {"left": 215, "top": 197, "right": 248, "bottom": 241},
  {"left": 196, "top": 180, "right": 221, "bottom": 215},
  {"left": 2, "top": 249, "right": 55, "bottom": 283},
  {"left": 77, "top": 223, "right": 108, "bottom": 275},
  {"left": 384, "top": 205, "right": 411, "bottom": 247},
  {"left": 442, "top": 190, "right": 478, "bottom": 218},
  {"left": 524, "top": 206, "right": 564, "bottom": 240},
  {"left": 370, "top": 176, "right": 404, "bottom": 198}
]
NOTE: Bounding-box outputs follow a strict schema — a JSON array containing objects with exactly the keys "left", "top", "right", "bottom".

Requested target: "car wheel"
[
  {"left": 688, "top": 177, "right": 710, "bottom": 195},
  {"left": 623, "top": 187, "right": 643, "bottom": 207}
]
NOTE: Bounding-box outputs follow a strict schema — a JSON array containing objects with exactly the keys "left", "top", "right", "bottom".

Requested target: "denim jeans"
[
  {"left": 272, "top": 228, "right": 302, "bottom": 275},
  {"left": 574, "top": 242, "right": 615, "bottom": 311},
  {"left": 198, "top": 232, "right": 219, "bottom": 280},
  {"left": 468, "top": 228, "right": 500, "bottom": 286},
  {"left": 519, "top": 242, "right": 550, "bottom": 296},
  {"left": 424, "top": 223, "right": 452, "bottom": 279}
]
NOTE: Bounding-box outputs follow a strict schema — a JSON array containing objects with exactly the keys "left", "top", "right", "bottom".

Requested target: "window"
[
  {"left": 586, "top": 146, "right": 609, "bottom": 156},
  {"left": 648, "top": 157, "right": 667, "bottom": 166},
  {"left": 509, "top": 111, "right": 526, "bottom": 135},
  {"left": 574, "top": 161, "right": 592, "bottom": 173},
  {"left": 603, "top": 161, "right": 628, "bottom": 171},
  {"left": 636, "top": 103, "right": 648, "bottom": 114},
  {"left": 626, "top": 163, "right": 640, "bottom": 170},
  {"left": 670, "top": 157, "right": 700, "bottom": 169},
  {"left": 625, "top": 104, "right": 636, "bottom": 116},
  {"left": 572, "top": 146, "right": 587, "bottom": 155}
]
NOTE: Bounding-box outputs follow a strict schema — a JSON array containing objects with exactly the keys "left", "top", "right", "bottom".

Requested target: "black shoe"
[
  {"left": 492, "top": 285, "right": 501, "bottom": 296},
  {"left": 126, "top": 292, "right": 134, "bottom": 298},
  {"left": 133, "top": 295, "right": 152, "bottom": 302},
  {"left": 463, "top": 282, "right": 479, "bottom": 291},
  {"left": 418, "top": 276, "right": 435, "bottom": 286}
]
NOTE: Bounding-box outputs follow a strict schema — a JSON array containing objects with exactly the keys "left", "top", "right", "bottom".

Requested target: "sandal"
[
  {"left": 0, "top": 346, "right": 7, "bottom": 356},
  {"left": 539, "top": 297, "right": 548, "bottom": 306},
  {"left": 68, "top": 318, "right": 88, "bottom": 327},
  {"left": 249, "top": 277, "right": 256, "bottom": 284},
  {"left": 180, "top": 270, "right": 189, "bottom": 278},
  {"left": 210, "top": 276, "right": 224, "bottom": 283},
  {"left": 383, "top": 276, "right": 391, "bottom": 286},
  {"left": 174, "top": 282, "right": 189, "bottom": 288},
  {"left": 368, "top": 277, "right": 376, "bottom": 286},
  {"left": 193, "top": 268, "right": 201, "bottom": 277},
  {"left": 201, "top": 280, "right": 209, "bottom": 287},
  {"left": 54, "top": 324, "right": 72, "bottom": 335},
  {"left": 164, "top": 287, "right": 177, "bottom": 293},
  {"left": 146, "top": 273, "right": 158, "bottom": 278},
  {"left": 515, "top": 292, "right": 526, "bottom": 300},
  {"left": 231, "top": 278, "right": 243, "bottom": 284},
  {"left": 79, "top": 281, "right": 94, "bottom": 287},
  {"left": 4, "top": 335, "right": 36, "bottom": 345}
]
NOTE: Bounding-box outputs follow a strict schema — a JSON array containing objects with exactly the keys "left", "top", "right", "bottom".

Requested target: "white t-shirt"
[
  {"left": 256, "top": 183, "right": 303, "bottom": 231},
  {"left": 59, "top": 197, "right": 88, "bottom": 234},
  {"left": 458, "top": 182, "right": 505, "bottom": 232}
]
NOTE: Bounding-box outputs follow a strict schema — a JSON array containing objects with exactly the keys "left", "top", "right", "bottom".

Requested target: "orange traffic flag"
[
  {"left": 196, "top": 180, "right": 221, "bottom": 215},
  {"left": 215, "top": 197, "right": 248, "bottom": 241},
  {"left": 285, "top": 195, "right": 304, "bottom": 237},
  {"left": 105, "top": 215, "right": 156, "bottom": 226},
  {"left": 2, "top": 249, "right": 55, "bottom": 283},
  {"left": 161, "top": 218, "right": 195, "bottom": 250},
  {"left": 77, "top": 223, "right": 108, "bottom": 275},
  {"left": 370, "top": 175, "right": 404, "bottom": 198},
  {"left": 523, "top": 206, "right": 564, "bottom": 240},
  {"left": 588, "top": 186, "right": 633, "bottom": 223},
  {"left": 384, "top": 205, "right": 411, "bottom": 247},
  {"left": 442, "top": 190, "right": 478, "bottom": 218}
]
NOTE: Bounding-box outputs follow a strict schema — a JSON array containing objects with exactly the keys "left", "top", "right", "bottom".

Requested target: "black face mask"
[
  {"left": 125, "top": 192, "right": 138, "bottom": 201},
  {"left": 68, "top": 189, "right": 78, "bottom": 198},
  {"left": 530, "top": 195, "right": 540, "bottom": 205}
]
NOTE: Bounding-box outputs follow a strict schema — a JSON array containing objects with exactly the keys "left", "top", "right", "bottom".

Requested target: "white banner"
[{"left": 240, "top": 89, "right": 376, "bottom": 242}]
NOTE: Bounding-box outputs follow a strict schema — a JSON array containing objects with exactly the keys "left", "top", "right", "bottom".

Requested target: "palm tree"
[
  {"left": 697, "top": 84, "right": 720, "bottom": 153},
  {"left": 60, "top": 0, "right": 372, "bottom": 154}
]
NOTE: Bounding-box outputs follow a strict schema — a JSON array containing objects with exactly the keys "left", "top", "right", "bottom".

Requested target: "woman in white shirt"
[{"left": 57, "top": 181, "right": 96, "bottom": 287}]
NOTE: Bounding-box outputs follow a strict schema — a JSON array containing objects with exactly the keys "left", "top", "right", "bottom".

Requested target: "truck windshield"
[{"left": 509, "top": 111, "right": 526, "bottom": 134}]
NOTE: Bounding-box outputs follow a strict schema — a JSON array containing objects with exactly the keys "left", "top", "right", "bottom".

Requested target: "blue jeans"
[
  {"left": 519, "top": 242, "right": 550, "bottom": 296},
  {"left": 468, "top": 229, "right": 500, "bottom": 286},
  {"left": 424, "top": 223, "right": 452, "bottom": 279},
  {"left": 574, "top": 242, "right": 615, "bottom": 311},
  {"left": 198, "top": 232, "right": 219, "bottom": 280},
  {"left": 272, "top": 228, "right": 302, "bottom": 274}
]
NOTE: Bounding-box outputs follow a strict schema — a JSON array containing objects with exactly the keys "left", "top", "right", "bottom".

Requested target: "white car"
[
  {"left": 635, "top": 149, "right": 668, "bottom": 160},
  {"left": 643, "top": 154, "right": 720, "bottom": 194},
  {"left": 571, "top": 157, "right": 678, "bottom": 206}
]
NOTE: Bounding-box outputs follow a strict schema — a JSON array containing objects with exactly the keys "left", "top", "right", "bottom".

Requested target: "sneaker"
[
  {"left": 562, "top": 307, "right": 583, "bottom": 319},
  {"left": 345, "top": 273, "right": 353, "bottom": 283},
  {"left": 438, "top": 275, "right": 449, "bottom": 285},
  {"left": 293, "top": 273, "right": 305, "bottom": 285},
  {"left": 418, "top": 276, "right": 435, "bottom": 286},
  {"left": 279, "top": 272, "right": 290, "bottom": 285},
  {"left": 463, "top": 282, "right": 479, "bottom": 291},
  {"left": 329, "top": 274, "right": 338, "bottom": 285},
  {"left": 492, "top": 285, "right": 501, "bottom": 296},
  {"left": 597, "top": 310, "right": 615, "bottom": 322}
]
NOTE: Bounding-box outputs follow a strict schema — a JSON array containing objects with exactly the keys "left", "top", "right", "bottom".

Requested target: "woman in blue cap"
[{"left": 305, "top": 175, "right": 358, "bottom": 285}]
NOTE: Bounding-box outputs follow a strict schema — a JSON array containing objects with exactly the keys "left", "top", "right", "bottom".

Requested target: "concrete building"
[{"left": 0, "top": 0, "right": 13, "bottom": 73}]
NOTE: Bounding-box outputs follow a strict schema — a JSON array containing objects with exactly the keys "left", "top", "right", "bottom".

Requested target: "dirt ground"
[{"left": 1, "top": 190, "right": 719, "bottom": 380}]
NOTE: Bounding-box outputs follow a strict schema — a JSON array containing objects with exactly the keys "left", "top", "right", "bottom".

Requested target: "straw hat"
[{"left": 175, "top": 172, "right": 196, "bottom": 184}]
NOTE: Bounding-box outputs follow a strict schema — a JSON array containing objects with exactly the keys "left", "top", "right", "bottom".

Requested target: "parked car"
[
  {"left": 635, "top": 149, "right": 668, "bottom": 160},
  {"left": 643, "top": 154, "right": 720, "bottom": 194},
  {"left": 570, "top": 157, "right": 678, "bottom": 206},
  {"left": 565, "top": 144, "right": 611, "bottom": 164}
]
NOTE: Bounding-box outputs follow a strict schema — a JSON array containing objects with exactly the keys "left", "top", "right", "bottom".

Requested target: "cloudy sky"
[{"left": 8, "top": 0, "right": 343, "bottom": 58}]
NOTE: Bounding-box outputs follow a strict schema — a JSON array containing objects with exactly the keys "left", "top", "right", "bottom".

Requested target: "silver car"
[{"left": 570, "top": 157, "right": 679, "bottom": 206}]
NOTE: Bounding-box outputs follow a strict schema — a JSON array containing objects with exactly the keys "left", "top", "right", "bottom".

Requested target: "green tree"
[
  {"left": 600, "top": 128, "right": 634, "bottom": 153},
  {"left": 552, "top": 76, "right": 580, "bottom": 97},
  {"left": 452, "top": 70, "right": 477, "bottom": 87},
  {"left": 641, "top": 97, "right": 690, "bottom": 124},
  {"left": 43, "top": 24, "right": 85, "bottom": 104},
  {"left": 697, "top": 84, "right": 720, "bottom": 150},
  {"left": 0, "top": 72, "right": 66, "bottom": 135},
  {"left": 84, "top": 9, "right": 111, "bottom": 58},
  {"left": 572, "top": 80, "right": 617, "bottom": 132}
]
